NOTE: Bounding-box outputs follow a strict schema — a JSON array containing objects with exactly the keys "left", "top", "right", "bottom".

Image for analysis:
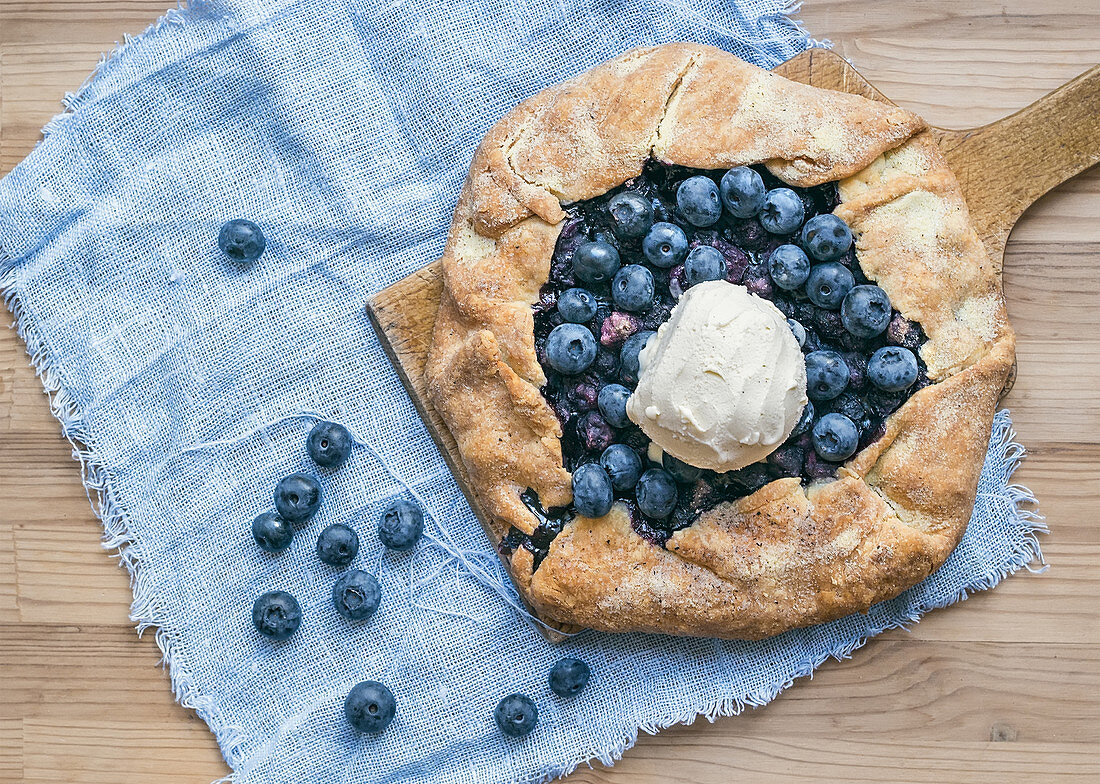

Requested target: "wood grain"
[{"left": 2, "top": 2, "right": 1099, "bottom": 783}]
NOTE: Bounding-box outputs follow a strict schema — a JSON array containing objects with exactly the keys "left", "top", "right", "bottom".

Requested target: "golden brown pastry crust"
[{"left": 424, "top": 43, "right": 1015, "bottom": 639}]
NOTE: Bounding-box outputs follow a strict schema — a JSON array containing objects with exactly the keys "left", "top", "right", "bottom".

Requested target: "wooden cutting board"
[{"left": 365, "top": 48, "right": 1100, "bottom": 636}]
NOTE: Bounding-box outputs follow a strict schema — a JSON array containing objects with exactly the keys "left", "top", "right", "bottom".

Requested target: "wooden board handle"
[{"left": 934, "top": 64, "right": 1100, "bottom": 250}]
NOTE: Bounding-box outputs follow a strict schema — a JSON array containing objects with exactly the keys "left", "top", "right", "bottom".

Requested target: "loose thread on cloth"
[{"left": 160, "top": 406, "right": 566, "bottom": 635}]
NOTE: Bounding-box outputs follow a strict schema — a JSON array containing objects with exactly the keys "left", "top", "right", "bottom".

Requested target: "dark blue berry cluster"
[
  {"left": 244, "top": 419, "right": 428, "bottom": 735},
  {"left": 523, "top": 161, "right": 929, "bottom": 561},
  {"left": 491, "top": 657, "right": 592, "bottom": 738}
]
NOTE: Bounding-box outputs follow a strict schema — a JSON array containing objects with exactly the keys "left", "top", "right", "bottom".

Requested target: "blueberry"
[
  {"left": 528, "top": 517, "right": 564, "bottom": 551},
  {"left": 332, "top": 569, "right": 381, "bottom": 621},
  {"left": 619, "top": 330, "right": 655, "bottom": 385},
  {"left": 676, "top": 176, "right": 722, "bottom": 227},
  {"left": 218, "top": 219, "right": 266, "bottom": 262},
  {"left": 713, "top": 236, "right": 751, "bottom": 281},
  {"left": 830, "top": 392, "right": 871, "bottom": 435},
  {"left": 307, "top": 421, "right": 353, "bottom": 469},
  {"left": 867, "top": 346, "right": 919, "bottom": 392},
  {"left": 805, "top": 350, "right": 849, "bottom": 401},
  {"left": 274, "top": 473, "right": 321, "bottom": 524},
  {"left": 607, "top": 191, "right": 654, "bottom": 239},
  {"left": 557, "top": 288, "right": 598, "bottom": 323},
  {"left": 791, "top": 301, "right": 816, "bottom": 324},
  {"left": 812, "top": 412, "right": 859, "bottom": 461},
  {"left": 599, "top": 311, "right": 641, "bottom": 347},
  {"left": 534, "top": 289, "right": 557, "bottom": 316},
  {"left": 378, "top": 498, "right": 424, "bottom": 551},
  {"left": 727, "top": 460, "right": 769, "bottom": 495},
  {"left": 643, "top": 222, "right": 689, "bottom": 268},
  {"left": 662, "top": 452, "right": 702, "bottom": 483},
  {"left": 572, "top": 241, "right": 620, "bottom": 284},
  {"left": 252, "top": 590, "right": 301, "bottom": 640},
  {"left": 612, "top": 264, "right": 655, "bottom": 312},
  {"left": 593, "top": 346, "right": 620, "bottom": 377},
  {"left": 886, "top": 313, "right": 923, "bottom": 349},
  {"left": 719, "top": 166, "right": 766, "bottom": 218},
  {"left": 866, "top": 388, "right": 907, "bottom": 418},
  {"left": 805, "top": 262, "right": 855, "bottom": 310},
  {"left": 546, "top": 323, "right": 597, "bottom": 375},
  {"left": 839, "top": 330, "right": 868, "bottom": 353},
  {"left": 345, "top": 680, "right": 396, "bottom": 733},
  {"left": 576, "top": 411, "right": 614, "bottom": 452},
  {"left": 814, "top": 307, "right": 846, "bottom": 341},
  {"left": 803, "top": 448, "right": 839, "bottom": 480},
  {"left": 684, "top": 246, "right": 725, "bottom": 288},
  {"left": 600, "top": 444, "right": 643, "bottom": 492},
  {"left": 548, "top": 658, "right": 590, "bottom": 697},
  {"left": 790, "top": 400, "right": 815, "bottom": 436},
  {"left": 566, "top": 379, "right": 599, "bottom": 412},
  {"left": 767, "top": 244, "right": 811, "bottom": 290},
  {"left": 317, "top": 523, "right": 359, "bottom": 566},
  {"left": 802, "top": 329, "right": 823, "bottom": 354},
  {"left": 801, "top": 213, "right": 853, "bottom": 261},
  {"left": 571, "top": 463, "right": 614, "bottom": 518},
  {"left": 251, "top": 511, "right": 293, "bottom": 553},
  {"left": 668, "top": 264, "right": 686, "bottom": 300},
  {"left": 729, "top": 217, "right": 768, "bottom": 251},
  {"left": 597, "top": 383, "right": 632, "bottom": 428},
  {"left": 494, "top": 694, "right": 538, "bottom": 737},
  {"left": 743, "top": 271, "right": 774, "bottom": 300},
  {"left": 759, "top": 188, "right": 805, "bottom": 234},
  {"left": 843, "top": 351, "right": 868, "bottom": 390},
  {"left": 767, "top": 443, "right": 804, "bottom": 477},
  {"left": 787, "top": 318, "right": 807, "bottom": 348},
  {"left": 635, "top": 469, "right": 677, "bottom": 519},
  {"left": 841, "top": 285, "right": 891, "bottom": 338}
]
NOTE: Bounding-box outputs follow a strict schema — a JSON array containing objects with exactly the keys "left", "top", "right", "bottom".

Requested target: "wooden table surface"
[{"left": 1, "top": 2, "right": 1097, "bottom": 782}]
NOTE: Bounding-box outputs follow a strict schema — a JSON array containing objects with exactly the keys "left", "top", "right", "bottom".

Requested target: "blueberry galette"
[{"left": 426, "top": 44, "right": 1015, "bottom": 639}]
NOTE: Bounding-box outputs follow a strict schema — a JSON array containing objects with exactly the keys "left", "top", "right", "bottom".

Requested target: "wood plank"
[
  {"left": 4, "top": 625, "right": 1097, "bottom": 783},
  {"left": 0, "top": 517, "right": 17, "bottom": 623},
  {"left": 873, "top": 543, "right": 1095, "bottom": 643},
  {"left": 1, "top": 625, "right": 181, "bottom": 719},
  {"left": 21, "top": 720, "right": 228, "bottom": 784},
  {"left": 0, "top": 320, "right": 61, "bottom": 435},
  {"left": 10, "top": 522, "right": 133, "bottom": 626},
  {"left": 570, "top": 738, "right": 1099, "bottom": 783},
  {"left": 0, "top": 719, "right": 21, "bottom": 783},
  {"left": 5, "top": 230, "right": 1100, "bottom": 444},
  {"left": 0, "top": 0, "right": 174, "bottom": 172},
  {"left": 1009, "top": 444, "right": 1100, "bottom": 544},
  {"left": 1005, "top": 166, "right": 1100, "bottom": 242},
  {"left": 3, "top": 626, "right": 1094, "bottom": 741},
  {"left": 806, "top": 0, "right": 1100, "bottom": 128}
]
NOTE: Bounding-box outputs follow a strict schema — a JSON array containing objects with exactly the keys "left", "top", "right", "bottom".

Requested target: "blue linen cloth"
[{"left": 0, "top": 1, "right": 1043, "bottom": 782}]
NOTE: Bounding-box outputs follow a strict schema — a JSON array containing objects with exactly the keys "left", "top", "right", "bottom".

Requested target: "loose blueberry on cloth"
[{"left": 0, "top": 1, "right": 1045, "bottom": 782}]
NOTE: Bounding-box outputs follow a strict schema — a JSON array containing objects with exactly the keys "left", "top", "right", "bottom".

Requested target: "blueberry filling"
[
  {"left": 523, "top": 161, "right": 929, "bottom": 563},
  {"left": 512, "top": 490, "right": 571, "bottom": 568}
]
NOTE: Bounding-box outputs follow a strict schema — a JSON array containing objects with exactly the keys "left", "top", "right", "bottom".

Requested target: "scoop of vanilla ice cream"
[{"left": 626, "top": 280, "right": 808, "bottom": 473}]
